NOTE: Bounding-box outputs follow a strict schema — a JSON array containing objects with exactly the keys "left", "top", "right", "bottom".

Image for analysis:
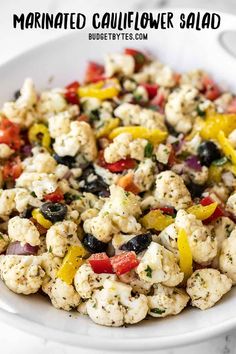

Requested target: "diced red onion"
[
  {"left": 21, "top": 144, "right": 32, "bottom": 156},
  {"left": 6, "top": 242, "right": 38, "bottom": 255},
  {"left": 62, "top": 170, "right": 73, "bottom": 180},
  {"left": 185, "top": 155, "right": 202, "bottom": 171}
]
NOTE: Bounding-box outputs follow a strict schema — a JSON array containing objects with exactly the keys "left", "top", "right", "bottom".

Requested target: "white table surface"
[{"left": 1, "top": 0, "right": 236, "bottom": 353}]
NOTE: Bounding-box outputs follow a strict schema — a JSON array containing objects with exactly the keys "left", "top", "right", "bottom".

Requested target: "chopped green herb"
[
  {"left": 196, "top": 106, "right": 205, "bottom": 117},
  {"left": 148, "top": 105, "right": 159, "bottom": 112},
  {"left": 89, "top": 109, "right": 100, "bottom": 122},
  {"left": 144, "top": 142, "right": 154, "bottom": 158},
  {"left": 150, "top": 308, "right": 166, "bottom": 315},
  {"left": 134, "top": 52, "right": 145, "bottom": 66},
  {"left": 134, "top": 94, "right": 143, "bottom": 102},
  {"left": 49, "top": 246, "right": 52, "bottom": 253},
  {"left": 31, "top": 191, "right": 37, "bottom": 198},
  {"left": 64, "top": 193, "right": 81, "bottom": 203},
  {"left": 212, "top": 156, "right": 228, "bottom": 166},
  {"left": 145, "top": 265, "right": 153, "bottom": 278}
]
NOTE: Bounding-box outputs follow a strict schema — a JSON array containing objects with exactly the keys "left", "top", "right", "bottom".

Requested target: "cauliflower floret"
[
  {"left": 40, "top": 252, "right": 62, "bottom": 281},
  {"left": 46, "top": 220, "right": 81, "bottom": 258},
  {"left": 83, "top": 214, "right": 117, "bottom": 243},
  {"left": 70, "top": 192, "right": 104, "bottom": 215},
  {"left": 2, "top": 79, "right": 37, "bottom": 127},
  {"left": 94, "top": 164, "right": 120, "bottom": 185},
  {"left": 119, "top": 270, "right": 152, "bottom": 295},
  {"left": 155, "top": 144, "right": 171, "bottom": 164},
  {"left": 186, "top": 166, "right": 209, "bottom": 185},
  {"left": 86, "top": 279, "right": 148, "bottom": 327},
  {"left": 0, "top": 255, "right": 44, "bottom": 295},
  {"left": 53, "top": 121, "right": 97, "bottom": 160},
  {"left": 226, "top": 192, "right": 236, "bottom": 216},
  {"left": 211, "top": 217, "right": 235, "bottom": 268},
  {"left": 219, "top": 229, "right": 236, "bottom": 284},
  {"left": 133, "top": 159, "right": 156, "bottom": 192},
  {"left": 137, "top": 242, "right": 183, "bottom": 286},
  {"left": 81, "top": 97, "right": 101, "bottom": 114},
  {"left": 8, "top": 216, "right": 40, "bottom": 246},
  {"left": 0, "top": 233, "right": 9, "bottom": 254},
  {"left": 105, "top": 54, "right": 135, "bottom": 77},
  {"left": 22, "top": 147, "right": 57, "bottom": 174},
  {"left": 114, "top": 103, "right": 166, "bottom": 131},
  {"left": 165, "top": 85, "right": 199, "bottom": 133},
  {"left": 0, "top": 189, "right": 15, "bottom": 216},
  {"left": 180, "top": 70, "right": 205, "bottom": 90},
  {"left": 48, "top": 106, "right": 79, "bottom": 138},
  {"left": 0, "top": 188, "right": 39, "bottom": 217},
  {"left": 104, "top": 133, "right": 147, "bottom": 163},
  {"left": 83, "top": 185, "right": 141, "bottom": 242},
  {"left": 16, "top": 172, "right": 58, "bottom": 199},
  {"left": 154, "top": 171, "right": 192, "bottom": 210},
  {"left": 74, "top": 263, "right": 117, "bottom": 298},
  {"left": 186, "top": 269, "right": 232, "bottom": 310},
  {"left": 37, "top": 90, "right": 68, "bottom": 119},
  {"left": 43, "top": 278, "right": 80, "bottom": 311},
  {"left": 157, "top": 223, "right": 179, "bottom": 256},
  {"left": 0, "top": 144, "right": 14, "bottom": 159},
  {"left": 176, "top": 210, "right": 217, "bottom": 265},
  {"left": 147, "top": 284, "right": 189, "bottom": 317},
  {"left": 158, "top": 210, "right": 218, "bottom": 265},
  {"left": 141, "top": 61, "right": 177, "bottom": 88}
]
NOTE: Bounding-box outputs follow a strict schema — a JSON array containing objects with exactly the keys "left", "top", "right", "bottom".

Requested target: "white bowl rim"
[{"left": 1, "top": 8, "right": 236, "bottom": 351}]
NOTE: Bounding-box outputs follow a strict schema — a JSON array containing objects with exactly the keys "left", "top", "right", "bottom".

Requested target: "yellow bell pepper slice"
[
  {"left": 200, "top": 112, "right": 236, "bottom": 140},
  {"left": 208, "top": 161, "right": 236, "bottom": 183},
  {"left": 28, "top": 124, "right": 51, "bottom": 150},
  {"left": 32, "top": 208, "right": 52, "bottom": 229},
  {"left": 187, "top": 202, "right": 217, "bottom": 220},
  {"left": 217, "top": 130, "right": 236, "bottom": 165},
  {"left": 177, "top": 228, "right": 193, "bottom": 281},
  {"left": 109, "top": 126, "right": 167, "bottom": 145},
  {"left": 78, "top": 80, "right": 120, "bottom": 100},
  {"left": 96, "top": 118, "right": 120, "bottom": 139},
  {"left": 57, "top": 245, "right": 87, "bottom": 285},
  {"left": 140, "top": 210, "right": 174, "bottom": 231}
]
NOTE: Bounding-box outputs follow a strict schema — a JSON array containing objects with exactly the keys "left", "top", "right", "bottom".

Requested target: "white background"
[{"left": 1, "top": 0, "right": 236, "bottom": 353}]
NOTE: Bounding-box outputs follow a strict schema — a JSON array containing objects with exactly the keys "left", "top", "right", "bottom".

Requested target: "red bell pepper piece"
[
  {"left": 124, "top": 48, "right": 147, "bottom": 71},
  {"left": 65, "top": 81, "right": 80, "bottom": 105},
  {"left": 201, "top": 76, "right": 221, "bottom": 101},
  {"left": 110, "top": 252, "right": 139, "bottom": 275},
  {"left": 0, "top": 118, "right": 21, "bottom": 150},
  {"left": 200, "top": 196, "right": 225, "bottom": 223},
  {"left": 89, "top": 253, "right": 114, "bottom": 274},
  {"left": 141, "top": 83, "right": 158, "bottom": 99},
  {"left": 65, "top": 81, "right": 80, "bottom": 104},
  {"left": 85, "top": 62, "right": 105, "bottom": 83},
  {"left": 159, "top": 207, "right": 176, "bottom": 216},
  {"left": 3, "top": 156, "right": 22, "bottom": 180},
  {"left": 105, "top": 158, "right": 136, "bottom": 173},
  {"left": 44, "top": 188, "right": 64, "bottom": 203},
  {"left": 149, "top": 91, "right": 165, "bottom": 112}
]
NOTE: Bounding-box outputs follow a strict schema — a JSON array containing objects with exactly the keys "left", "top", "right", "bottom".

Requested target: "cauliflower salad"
[{"left": 0, "top": 48, "right": 236, "bottom": 327}]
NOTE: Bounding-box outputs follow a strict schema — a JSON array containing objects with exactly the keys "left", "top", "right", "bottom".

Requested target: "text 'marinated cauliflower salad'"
[{"left": 1, "top": 48, "right": 236, "bottom": 327}]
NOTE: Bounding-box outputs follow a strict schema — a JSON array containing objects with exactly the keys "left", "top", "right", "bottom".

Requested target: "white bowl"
[{"left": 1, "top": 9, "right": 236, "bottom": 352}]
